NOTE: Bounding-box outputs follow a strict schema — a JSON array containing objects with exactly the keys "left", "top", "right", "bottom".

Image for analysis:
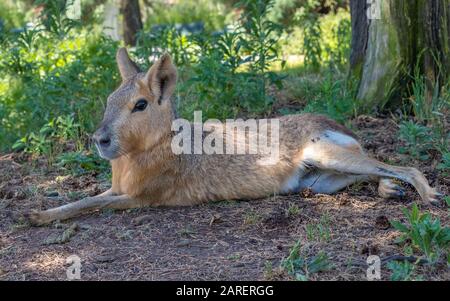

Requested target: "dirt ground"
[{"left": 0, "top": 115, "right": 449, "bottom": 281}]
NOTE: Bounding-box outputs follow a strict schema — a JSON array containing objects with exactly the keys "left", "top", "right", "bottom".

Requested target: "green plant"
[
  {"left": 181, "top": 36, "right": 250, "bottom": 119},
  {"left": 287, "top": 203, "right": 301, "bottom": 217},
  {"left": 175, "top": 0, "right": 285, "bottom": 120},
  {"left": 0, "top": 0, "right": 123, "bottom": 153},
  {"left": 277, "top": 6, "right": 351, "bottom": 71},
  {"left": 444, "top": 196, "right": 450, "bottom": 208},
  {"left": 10, "top": 113, "right": 112, "bottom": 177},
  {"left": 387, "top": 260, "right": 421, "bottom": 281},
  {"left": 0, "top": 1, "right": 26, "bottom": 34},
  {"left": 437, "top": 152, "right": 450, "bottom": 176},
  {"left": 398, "top": 121, "right": 434, "bottom": 161},
  {"left": 399, "top": 63, "right": 449, "bottom": 161},
  {"left": 302, "top": 71, "right": 359, "bottom": 123},
  {"left": 407, "top": 51, "right": 449, "bottom": 125},
  {"left": 263, "top": 261, "right": 274, "bottom": 280},
  {"left": 305, "top": 214, "right": 331, "bottom": 242},
  {"left": 281, "top": 241, "right": 332, "bottom": 281},
  {"left": 326, "top": 15, "right": 351, "bottom": 69},
  {"left": 238, "top": 0, "right": 285, "bottom": 102},
  {"left": 390, "top": 203, "right": 450, "bottom": 264},
  {"left": 143, "top": 0, "right": 229, "bottom": 32},
  {"left": 243, "top": 211, "right": 262, "bottom": 225},
  {"left": 135, "top": 25, "right": 197, "bottom": 68},
  {"left": 36, "top": 0, "right": 80, "bottom": 38},
  {"left": 295, "top": 0, "right": 322, "bottom": 70},
  {"left": 56, "top": 150, "right": 109, "bottom": 176},
  {"left": 0, "top": 23, "right": 119, "bottom": 150},
  {"left": 12, "top": 115, "right": 81, "bottom": 157}
]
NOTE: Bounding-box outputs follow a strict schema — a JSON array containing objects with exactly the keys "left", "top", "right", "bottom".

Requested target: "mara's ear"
[
  {"left": 144, "top": 53, "right": 177, "bottom": 104},
  {"left": 116, "top": 47, "right": 140, "bottom": 81}
]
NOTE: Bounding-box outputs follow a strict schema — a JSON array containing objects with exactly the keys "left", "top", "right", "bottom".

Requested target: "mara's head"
[{"left": 93, "top": 48, "right": 177, "bottom": 160}]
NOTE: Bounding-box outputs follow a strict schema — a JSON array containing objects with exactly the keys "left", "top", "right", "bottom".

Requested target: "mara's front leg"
[{"left": 26, "top": 189, "right": 142, "bottom": 226}]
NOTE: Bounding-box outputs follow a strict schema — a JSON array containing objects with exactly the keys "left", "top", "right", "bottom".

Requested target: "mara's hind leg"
[
  {"left": 299, "top": 171, "right": 369, "bottom": 194},
  {"left": 301, "top": 132, "right": 441, "bottom": 204},
  {"left": 301, "top": 171, "right": 407, "bottom": 199}
]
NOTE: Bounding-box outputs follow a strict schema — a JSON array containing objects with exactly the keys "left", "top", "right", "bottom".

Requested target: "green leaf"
[{"left": 391, "top": 220, "right": 409, "bottom": 233}]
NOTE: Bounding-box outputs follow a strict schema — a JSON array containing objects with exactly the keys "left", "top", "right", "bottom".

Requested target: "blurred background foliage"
[{"left": 0, "top": 0, "right": 352, "bottom": 150}]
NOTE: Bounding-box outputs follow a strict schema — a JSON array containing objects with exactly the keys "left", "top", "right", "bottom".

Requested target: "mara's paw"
[
  {"left": 424, "top": 188, "right": 444, "bottom": 206},
  {"left": 24, "top": 210, "right": 51, "bottom": 226},
  {"left": 378, "top": 179, "right": 405, "bottom": 199}
]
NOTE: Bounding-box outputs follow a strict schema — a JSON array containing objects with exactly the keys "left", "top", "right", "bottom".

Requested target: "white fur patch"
[
  {"left": 301, "top": 145, "right": 317, "bottom": 161},
  {"left": 281, "top": 131, "right": 359, "bottom": 194},
  {"left": 323, "top": 130, "right": 358, "bottom": 146}
]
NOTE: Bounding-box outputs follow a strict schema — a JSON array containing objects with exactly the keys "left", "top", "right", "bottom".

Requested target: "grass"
[
  {"left": 305, "top": 213, "right": 332, "bottom": 242},
  {"left": 243, "top": 211, "right": 263, "bottom": 225},
  {"left": 227, "top": 253, "right": 242, "bottom": 261},
  {"left": 281, "top": 240, "right": 332, "bottom": 281},
  {"left": 396, "top": 57, "right": 450, "bottom": 173},
  {"left": 178, "top": 226, "right": 196, "bottom": 238},
  {"left": 211, "top": 199, "right": 238, "bottom": 207},
  {"left": 263, "top": 261, "right": 274, "bottom": 279},
  {"left": 286, "top": 203, "right": 301, "bottom": 217}
]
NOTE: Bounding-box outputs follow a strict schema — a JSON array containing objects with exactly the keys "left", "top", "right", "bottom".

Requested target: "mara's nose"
[{"left": 93, "top": 130, "right": 111, "bottom": 148}]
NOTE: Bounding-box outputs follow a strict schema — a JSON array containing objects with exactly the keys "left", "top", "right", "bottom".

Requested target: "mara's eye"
[{"left": 132, "top": 99, "right": 148, "bottom": 113}]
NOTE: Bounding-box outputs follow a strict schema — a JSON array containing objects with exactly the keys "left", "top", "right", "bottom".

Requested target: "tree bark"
[
  {"left": 349, "top": 0, "right": 450, "bottom": 111},
  {"left": 349, "top": 0, "right": 369, "bottom": 81},
  {"left": 121, "top": 0, "right": 143, "bottom": 46}
]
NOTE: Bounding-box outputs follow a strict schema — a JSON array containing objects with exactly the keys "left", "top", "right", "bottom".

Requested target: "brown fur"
[{"left": 26, "top": 48, "right": 441, "bottom": 225}]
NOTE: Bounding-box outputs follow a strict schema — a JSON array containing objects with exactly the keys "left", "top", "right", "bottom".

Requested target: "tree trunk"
[
  {"left": 121, "top": 0, "right": 143, "bottom": 46},
  {"left": 349, "top": 0, "right": 450, "bottom": 111}
]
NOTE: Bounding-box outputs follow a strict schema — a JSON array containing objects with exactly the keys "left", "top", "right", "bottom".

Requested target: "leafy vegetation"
[
  {"left": 144, "top": 0, "right": 230, "bottom": 32},
  {"left": 390, "top": 204, "right": 450, "bottom": 265},
  {"left": 398, "top": 58, "right": 450, "bottom": 172},
  {"left": 398, "top": 121, "right": 434, "bottom": 161},
  {"left": 0, "top": 0, "right": 353, "bottom": 156},
  {"left": 437, "top": 152, "right": 450, "bottom": 176},
  {"left": 387, "top": 260, "right": 422, "bottom": 281},
  {"left": 0, "top": 23, "right": 119, "bottom": 154}
]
